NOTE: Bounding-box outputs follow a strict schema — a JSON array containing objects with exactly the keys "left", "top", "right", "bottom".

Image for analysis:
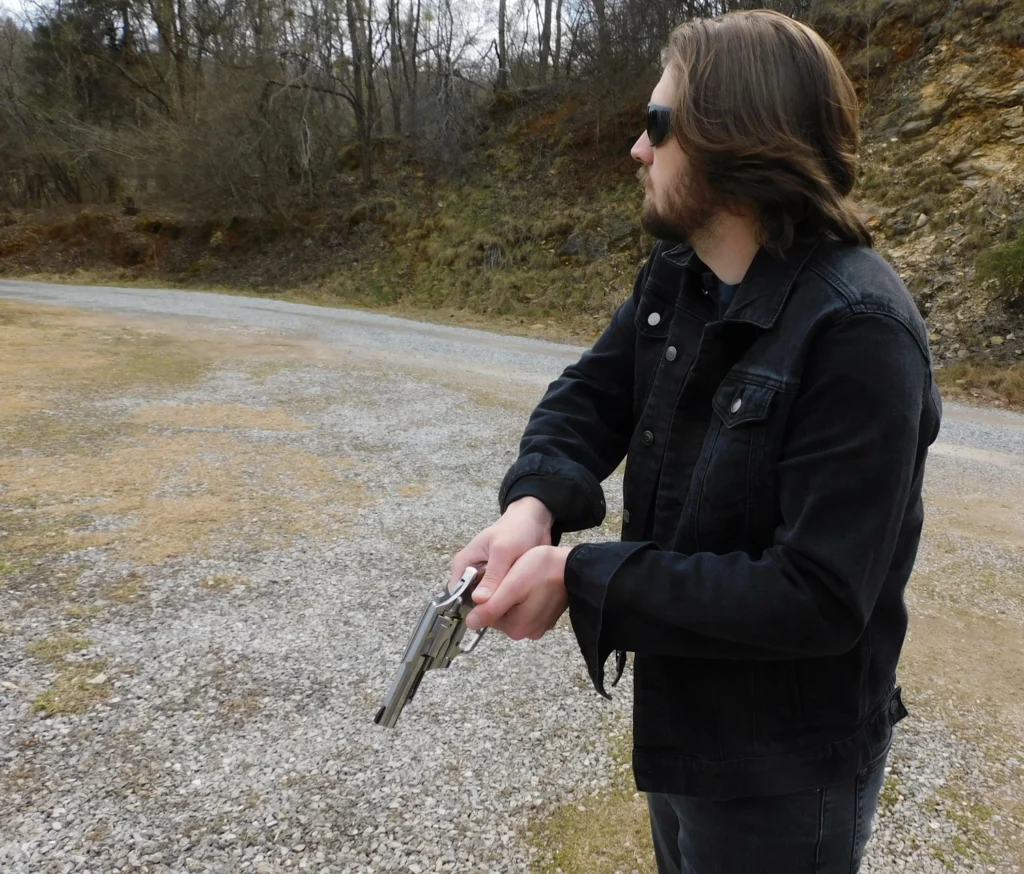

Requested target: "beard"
[{"left": 637, "top": 165, "right": 718, "bottom": 244}]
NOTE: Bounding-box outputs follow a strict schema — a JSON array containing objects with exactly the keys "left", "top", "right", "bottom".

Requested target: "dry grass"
[
  {"left": 397, "top": 484, "right": 430, "bottom": 499},
  {"left": 936, "top": 360, "right": 1024, "bottom": 410},
  {"left": 532, "top": 786, "right": 656, "bottom": 874},
  {"left": 31, "top": 660, "right": 111, "bottom": 716},
  {"left": 26, "top": 633, "right": 91, "bottom": 662},
  {"left": 1, "top": 299, "right": 379, "bottom": 717},
  {"left": 25, "top": 633, "right": 111, "bottom": 717},
  {"left": 0, "top": 300, "right": 371, "bottom": 569},
  {"left": 1, "top": 430, "right": 366, "bottom": 564},
  {"left": 528, "top": 731, "right": 656, "bottom": 874},
  {"left": 103, "top": 577, "right": 144, "bottom": 603},
  {"left": 135, "top": 403, "right": 312, "bottom": 431},
  {"left": 201, "top": 572, "right": 249, "bottom": 591}
]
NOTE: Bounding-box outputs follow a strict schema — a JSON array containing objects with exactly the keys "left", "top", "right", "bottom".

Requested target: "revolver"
[{"left": 374, "top": 562, "right": 488, "bottom": 728}]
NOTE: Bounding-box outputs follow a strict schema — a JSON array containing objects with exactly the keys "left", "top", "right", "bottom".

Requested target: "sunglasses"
[{"left": 646, "top": 103, "right": 673, "bottom": 147}]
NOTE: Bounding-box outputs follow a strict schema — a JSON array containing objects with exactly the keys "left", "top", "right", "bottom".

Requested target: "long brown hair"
[{"left": 663, "top": 9, "right": 871, "bottom": 257}]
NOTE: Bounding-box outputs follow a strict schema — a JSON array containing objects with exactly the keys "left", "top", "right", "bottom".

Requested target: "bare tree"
[
  {"left": 345, "top": 0, "right": 373, "bottom": 187},
  {"left": 496, "top": 0, "right": 508, "bottom": 91},
  {"left": 537, "top": 0, "right": 552, "bottom": 82}
]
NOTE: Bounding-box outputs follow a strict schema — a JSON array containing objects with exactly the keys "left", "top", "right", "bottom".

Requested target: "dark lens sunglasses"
[{"left": 646, "top": 103, "right": 673, "bottom": 147}]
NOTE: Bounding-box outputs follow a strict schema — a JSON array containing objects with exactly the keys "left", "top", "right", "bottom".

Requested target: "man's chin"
[{"left": 640, "top": 211, "right": 688, "bottom": 245}]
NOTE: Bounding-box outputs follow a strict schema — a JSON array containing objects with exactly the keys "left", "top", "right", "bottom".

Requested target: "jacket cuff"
[
  {"left": 564, "top": 540, "right": 655, "bottom": 698},
  {"left": 498, "top": 454, "right": 607, "bottom": 533}
]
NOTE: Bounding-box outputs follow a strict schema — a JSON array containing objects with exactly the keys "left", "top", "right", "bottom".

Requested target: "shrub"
[{"left": 975, "top": 239, "right": 1024, "bottom": 307}]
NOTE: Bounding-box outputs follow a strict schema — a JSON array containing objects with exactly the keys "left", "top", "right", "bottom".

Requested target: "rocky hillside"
[{"left": 827, "top": 0, "right": 1024, "bottom": 363}]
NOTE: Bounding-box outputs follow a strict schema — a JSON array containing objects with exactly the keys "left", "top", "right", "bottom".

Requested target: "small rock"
[
  {"left": 559, "top": 233, "right": 585, "bottom": 257},
  {"left": 898, "top": 119, "right": 936, "bottom": 140},
  {"left": 989, "top": 336, "right": 1005, "bottom": 346},
  {"left": 916, "top": 213, "right": 928, "bottom": 228},
  {"left": 86, "top": 673, "right": 107, "bottom": 685}
]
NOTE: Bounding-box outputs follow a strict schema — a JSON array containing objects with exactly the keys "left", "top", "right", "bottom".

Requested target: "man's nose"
[{"left": 631, "top": 130, "right": 653, "bottom": 164}]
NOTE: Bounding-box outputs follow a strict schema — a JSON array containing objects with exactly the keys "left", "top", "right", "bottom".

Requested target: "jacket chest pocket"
[{"left": 693, "top": 376, "right": 780, "bottom": 553}]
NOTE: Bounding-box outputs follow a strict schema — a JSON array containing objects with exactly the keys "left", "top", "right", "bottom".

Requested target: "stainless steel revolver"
[{"left": 374, "top": 562, "right": 487, "bottom": 728}]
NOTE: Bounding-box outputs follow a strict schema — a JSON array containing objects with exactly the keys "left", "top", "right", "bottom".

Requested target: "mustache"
[{"left": 637, "top": 166, "right": 650, "bottom": 189}]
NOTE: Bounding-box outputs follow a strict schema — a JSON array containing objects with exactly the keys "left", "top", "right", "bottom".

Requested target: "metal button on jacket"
[
  {"left": 647, "top": 312, "right": 661, "bottom": 326},
  {"left": 666, "top": 346, "right": 677, "bottom": 362},
  {"left": 623, "top": 509, "right": 631, "bottom": 524},
  {"left": 643, "top": 430, "right": 654, "bottom": 445},
  {"left": 731, "top": 397, "right": 743, "bottom": 413}
]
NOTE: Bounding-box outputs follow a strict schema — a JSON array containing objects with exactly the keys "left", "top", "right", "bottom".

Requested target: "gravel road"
[{"left": 1, "top": 279, "right": 1022, "bottom": 874}]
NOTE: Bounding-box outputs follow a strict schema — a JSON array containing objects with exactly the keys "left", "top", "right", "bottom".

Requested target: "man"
[{"left": 450, "top": 9, "right": 942, "bottom": 873}]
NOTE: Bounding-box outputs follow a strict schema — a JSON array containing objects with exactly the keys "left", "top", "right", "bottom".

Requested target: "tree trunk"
[
  {"left": 496, "top": 0, "right": 508, "bottom": 91},
  {"left": 553, "top": 0, "right": 562, "bottom": 80},
  {"left": 388, "top": 0, "right": 402, "bottom": 133},
  {"left": 399, "top": 0, "right": 420, "bottom": 135},
  {"left": 592, "top": 0, "right": 610, "bottom": 65},
  {"left": 363, "top": 0, "right": 380, "bottom": 135},
  {"left": 345, "top": 0, "right": 372, "bottom": 188},
  {"left": 538, "top": 0, "right": 552, "bottom": 84}
]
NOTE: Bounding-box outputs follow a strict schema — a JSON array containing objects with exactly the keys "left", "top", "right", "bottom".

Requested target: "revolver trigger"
[{"left": 460, "top": 626, "right": 486, "bottom": 653}]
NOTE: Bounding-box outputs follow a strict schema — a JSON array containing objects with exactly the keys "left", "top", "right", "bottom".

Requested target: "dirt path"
[{"left": 0, "top": 282, "right": 1022, "bottom": 873}]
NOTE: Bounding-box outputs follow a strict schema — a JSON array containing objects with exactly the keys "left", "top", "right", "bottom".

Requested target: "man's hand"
[
  {"left": 465, "top": 545, "right": 572, "bottom": 640},
  {"left": 450, "top": 496, "right": 554, "bottom": 599}
]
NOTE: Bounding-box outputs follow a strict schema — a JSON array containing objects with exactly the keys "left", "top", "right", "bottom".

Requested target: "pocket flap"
[{"left": 712, "top": 377, "right": 777, "bottom": 427}]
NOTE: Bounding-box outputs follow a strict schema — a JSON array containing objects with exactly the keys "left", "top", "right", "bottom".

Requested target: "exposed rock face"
[{"left": 819, "top": 0, "right": 1024, "bottom": 364}]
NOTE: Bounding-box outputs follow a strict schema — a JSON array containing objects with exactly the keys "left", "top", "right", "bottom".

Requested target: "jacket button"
[
  {"left": 647, "top": 312, "right": 661, "bottom": 326},
  {"left": 730, "top": 397, "right": 743, "bottom": 413},
  {"left": 642, "top": 430, "right": 654, "bottom": 445},
  {"left": 666, "top": 346, "right": 677, "bottom": 361},
  {"left": 623, "top": 509, "right": 631, "bottom": 524},
  {"left": 889, "top": 698, "right": 899, "bottom": 715}
]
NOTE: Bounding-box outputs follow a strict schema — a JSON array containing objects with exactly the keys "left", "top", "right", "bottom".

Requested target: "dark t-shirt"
[{"left": 718, "top": 279, "right": 739, "bottom": 319}]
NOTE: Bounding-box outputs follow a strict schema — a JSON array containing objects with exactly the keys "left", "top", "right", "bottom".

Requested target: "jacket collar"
[{"left": 661, "top": 235, "right": 825, "bottom": 329}]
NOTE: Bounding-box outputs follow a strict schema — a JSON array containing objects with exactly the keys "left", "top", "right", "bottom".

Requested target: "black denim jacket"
[{"left": 498, "top": 235, "right": 942, "bottom": 798}]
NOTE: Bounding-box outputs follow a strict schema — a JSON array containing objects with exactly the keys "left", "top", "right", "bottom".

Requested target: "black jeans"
[{"left": 646, "top": 733, "right": 892, "bottom": 874}]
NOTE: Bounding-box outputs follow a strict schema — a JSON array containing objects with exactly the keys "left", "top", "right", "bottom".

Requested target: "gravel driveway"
[{"left": 1, "top": 280, "right": 1022, "bottom": 874}]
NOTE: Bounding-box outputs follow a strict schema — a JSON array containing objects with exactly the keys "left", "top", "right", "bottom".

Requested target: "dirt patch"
[
  {"left": 2, "top": 432, "right": 366, "bottom": 564},
  {"left": 0, "top": 301, "right": 370, "bottom": 577},
  {"left": 929, "top": 488, "right": 1024, "bottom": 549},
  {"left": 134, "top": 403, "right": 312, "bottom": 432},
  {"left": 903, "top": 608, "right": 1024, "bottom": 726}
]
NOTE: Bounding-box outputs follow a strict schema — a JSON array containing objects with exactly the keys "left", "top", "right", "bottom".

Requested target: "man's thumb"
[{"left": 473, "top": 563, "right": 505, "bottom": 602}]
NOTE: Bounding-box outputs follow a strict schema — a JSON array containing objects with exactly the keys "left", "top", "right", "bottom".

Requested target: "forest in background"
[{"left": 0, "top": 0, "right": 822, "bottom": 213}]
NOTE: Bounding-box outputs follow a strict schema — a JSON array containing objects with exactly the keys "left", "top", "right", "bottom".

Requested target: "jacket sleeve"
[
  {"left": 498, "top": 254, "right": 653, "bottom": 541},
  {"left": 563, "top": 311, "right": 941, "bottom": 694}
]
